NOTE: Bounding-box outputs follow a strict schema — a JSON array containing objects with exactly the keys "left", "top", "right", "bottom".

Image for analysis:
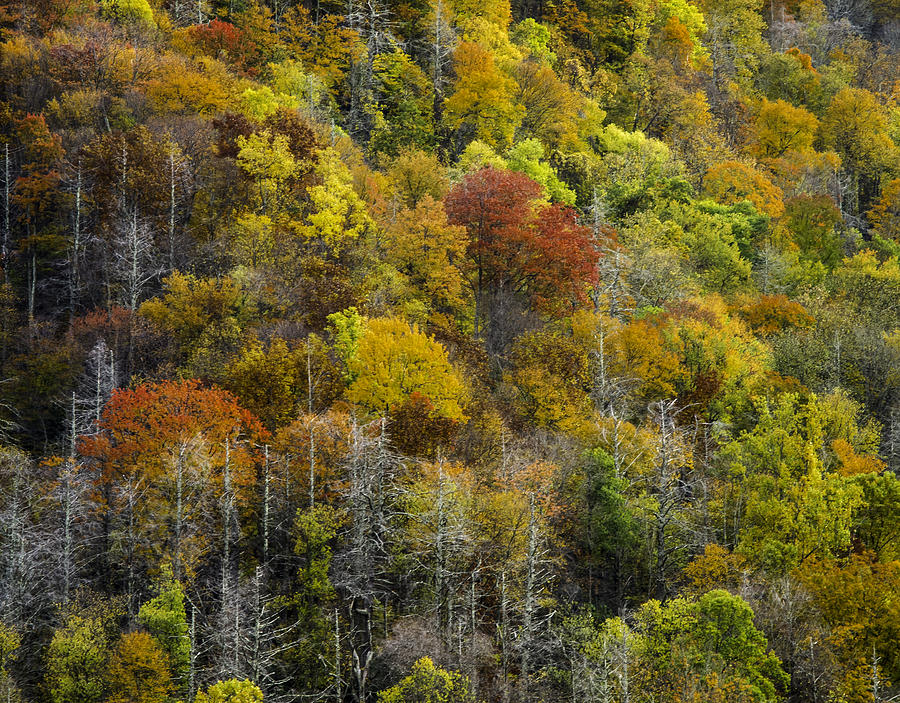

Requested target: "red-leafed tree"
[
  {"left": 80, "top": 379, "right": 268, "bottom": 584},
  {"left": 445, "top": 167, "right": 596, "bottom": 349}
]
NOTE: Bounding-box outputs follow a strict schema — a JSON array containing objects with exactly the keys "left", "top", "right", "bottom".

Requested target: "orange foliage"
[
  {"left": 703, "top": 161, "right": 785, "bottom": 218},
  {"left": 831, "top": 438, "right": 885, "bottom": 476},
  {"left": 734, "top": 294, "right": 814, "bottom": 336}
]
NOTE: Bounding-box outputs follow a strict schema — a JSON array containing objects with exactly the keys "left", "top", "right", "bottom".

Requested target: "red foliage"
[
  {"left": 186, "top": 19, "right": 258, "bottom": 72},
  {"left": 445, "top": 167, "right": 597, "bottom": 317}
]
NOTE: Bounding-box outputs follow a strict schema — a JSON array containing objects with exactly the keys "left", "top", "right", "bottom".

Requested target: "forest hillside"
[{"left": 1, "top": 0, "right": 900, "bottom": 700}]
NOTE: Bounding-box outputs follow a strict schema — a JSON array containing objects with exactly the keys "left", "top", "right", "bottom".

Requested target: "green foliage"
[
  {"left": 327, "top": 306, "right": 364, "bottom": 371},
  {"left": 195, "top": 679, "right": 264, "bottom": 703},
  {"left": 720, "top": 393, "right": 871, "bottom": 572},
  {"left": 368, "top": 47, "right": 435, "bottom": 158},
  {"left": 137, "top": 575, "right": 190, "bottom": 688},
  {"left": 377, "top": 657, "right": 474, "bottom": 703},
  {"left": 47, "top": 612, "right": 116, "bottom": 703},
  {"left": 287, "top": 503, "right": 343, "bottom": 689},
  {"left": 505, "top": 138, "right": 575, "bottom": 204},
  {"left": 511, "top": 19, "right": 556, "bottom": 65},
  {"left": 632, "top": 590, "right": 788, "bottom": 701}
]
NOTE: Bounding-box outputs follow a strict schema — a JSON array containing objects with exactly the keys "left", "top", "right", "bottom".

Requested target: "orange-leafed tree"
[
  {"left": 702, "top": 161, "right": 785, "bottom": 218},
  {"left": 80, "top": 379, "right": 268, "bottom": 583},
  {"left": 106, "top": 632, "right": 172, "bottom": 703}
]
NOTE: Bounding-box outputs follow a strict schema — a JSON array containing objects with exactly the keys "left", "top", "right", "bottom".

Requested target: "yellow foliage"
[
  {"left": 347, "top": 317, "right": 467, "bottom": 420},
  {"left": 382, "top": 195, "right": 469, "bottom": 316},
  {"left": 753, "top": 98, "right": 819, "bottom": 159},
  {"left": 299, "top": 147, "right": 374, "bottom": 249},
  {"left": 682, "top": 544, "right": 746, "bottom": 593},
  {"left": 831, "top": 438, "right": 885, "bottom": 476},
  {"left": 145, "top": 55, "right": 233, "bottom": 116},
  {"left": 444, "top": 42, "right": 524, "bottom": 149}
]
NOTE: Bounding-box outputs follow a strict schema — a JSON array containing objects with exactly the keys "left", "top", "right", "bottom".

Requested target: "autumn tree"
[
  {"left": 380, "top": 195, "right": 469, "bottom": 320},
  {"left": 867, "top": 178, "right": 900, "bottom": 240},
  {"left": 377, "top": 657, "right": 474, "bottom": 703},
  {"left": 779, "top": 194, "right": 843, "bottom": 268},
  {"left": 630, "top": 590, "right": 788, "bottom": 702},
  {"left": 106, "top": 632, "right": 173, "bottom": 703},
  {"left": 702, "top": 161, "right": 785, "bottom": 218},
  {"left": 445, "top": 166, "right": 597, "bottom": 350},
  {"left": 80, "top": 380, "right": 267, "bottom": 585},
  {"left": 752, "top": 98, "right": 818, "bottom": 160},
  {"left": 444, "top": 42, "right": 524, "bottom": 151},
  {"left": 820, "top": 87, "right": 899, "bottom": 213},
  {"left": 194, "top": 679, "right": 263, "bottom": 703},
  {"left": 347, "top": 317, "right": 467, "bottom": 421},
  {"left": 46, "top": 598, "right": 121, "bottom": 703}
]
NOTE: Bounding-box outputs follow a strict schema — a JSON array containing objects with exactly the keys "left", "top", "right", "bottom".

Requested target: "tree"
[
  {"left": 194, "top": 679, "right": 263, "bottom": 703},
  {"left": 381, "top": 195, "right": 469, "bottom": 318},
  {"left": 631, "top": 590, "right": 788, "bottom": 702},
  {"left": 137, "top": 575, "right": 190, "bottom": 690},
  {"left": 0, "top": 622, "right": 20, "bottom": 703},
  {"left": 513, "top": 60, "right": 583, "bottom": 150},
  {"left": 797, "top": 555, "right": 900, "bottom": 683},
  {"left": 752, "top": 98, "right": 818, "bottom": 159},
  {"left": 505, "top": 328, "right": 593, "bottom": 433},
  {"left": 505, "top": 138, "right": 576, "bottom": 204},
  {"left": 112, "top": 203, "right": 160, "bottom": 314},
  {"left": 385, "top": 148, "right": 448, "bottom": 208},
  {"left": 80, "top": 380, "right": 267, "bottom": 583},
  {"left": 100, "top": 0, "right": 155, "bottom": 27},
  {"left": 734, "top": 294, "right": 813, "bottom": 336},
  {"left": 852, "top": 470, "right": 900, "bottom": 560},
  {"left": 347, "top": 317, "right": 467, "bottom": 421},
  {"left": 222, "top": 338, "right": 309, "bottom": 431},
  {"left": 445, "top": 166, "right": 597, "bottom": 347},
  {"left": 719, "top": 393, "right": 870, "bottom": 573},
  {"left": 107, "top": 632, "right": 173, "bottom": 703},
  {"left": 820, "top": 87, "right": 899, "bottom": 214},
  {"left": 299, "top": 147, "right": 374, "bottom": 251},
  {"left": 702, "top": 161, "right": 785, "bottom": 218},
  {"left": 444, "top": 42, "right": 524, "bottom": 151},
  {"left": 235, "top": 130, "right": 299, "bottom": 214},
  {"left": 779, "top": 195, "right": 843, "bottom": 268},
  {"left": 332, "top": 417, "right": 401, "bottom": 702},
  {"left": 46, "top": 604, "right": 119, "bottom": 703},
  {"left": 138, "top": 273, "right": 247, "bottom": 374},
  {"left": 291, "top": 504, "right": 343, "bottom": 692},
  {"left": 377, "top": 657, "right": 474, "bottom": 703},
  {"left": 368, "top": 47, "right": 435, "bottom": 158},
  {"left": 867, "top": 178, "right": 900, "bottom": 240}
]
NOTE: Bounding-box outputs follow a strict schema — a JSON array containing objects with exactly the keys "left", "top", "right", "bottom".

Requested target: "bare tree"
[
  {"left": 645, "top": 400, "right": 693, "bottom": 599},
  {"left": 113, "top": 204, "right": 159, "bottom": 314},
  {"left": 74, "top": 339, "right": 118, "bottom": 438},
  {"left": 426, "top": 0, "right": 457, "bottom": 128},
  {"left": 333, "top": 417, "right": 400, "bottom": 703}
]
